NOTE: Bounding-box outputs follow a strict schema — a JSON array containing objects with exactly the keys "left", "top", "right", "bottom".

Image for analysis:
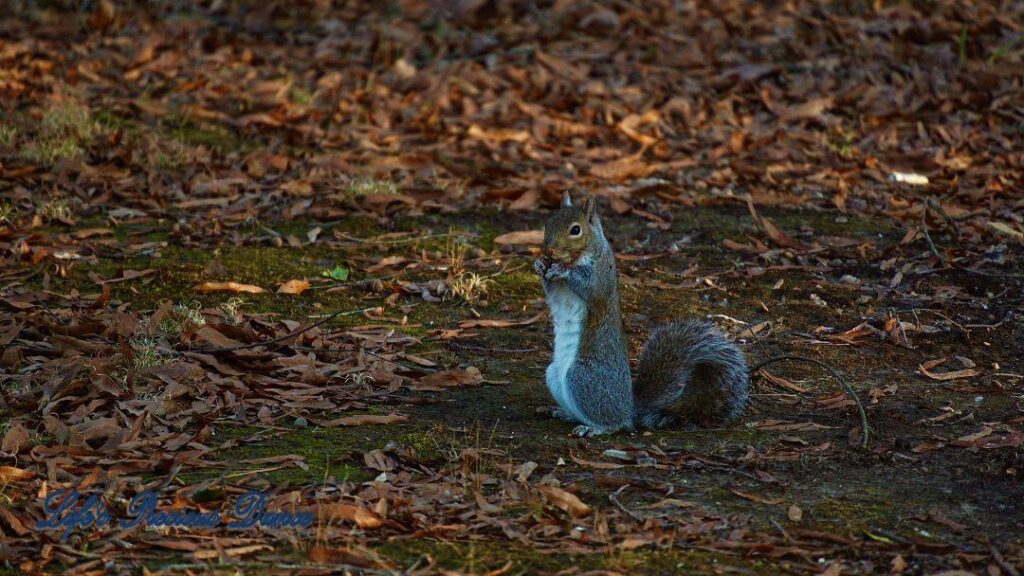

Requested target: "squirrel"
[{"left": 533, "top": 192, "right": 750, "bottom": 437}]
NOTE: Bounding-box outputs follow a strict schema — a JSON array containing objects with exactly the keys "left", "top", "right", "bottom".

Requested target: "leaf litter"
[{"left": 0, "top": 0, "right": 1023, "bottom": 574}]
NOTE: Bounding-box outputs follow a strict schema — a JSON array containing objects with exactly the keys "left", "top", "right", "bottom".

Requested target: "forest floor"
[{"left": 1, "top": 1, "right": 1023, "bottom": 575}]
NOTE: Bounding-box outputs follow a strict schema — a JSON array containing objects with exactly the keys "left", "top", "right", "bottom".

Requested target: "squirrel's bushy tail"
[{"left": 633, "top": 320, "right": 749, "bottom": 429}]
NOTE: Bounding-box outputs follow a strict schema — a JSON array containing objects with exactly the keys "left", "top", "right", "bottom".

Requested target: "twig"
[
  {"left": 965, "top": 312, "right": 1015, "bottom": 330},
  {"left": 991, "top": 545, "right": 1020, "bottom": 576},
  {"left": 749, "top": 355, "right": 869, "bottom": 448},
  {"left": 920, "top": 207, "right": 945, "bottom": 263},
  {"left": 769, "top": 519, "right": 793, "bottom": 544},
  {"left": 921, "top": 201, "right": 1024, "bottom": 280},
  {"left": 608, "top": 485, "right": 645, "bottom": 522},
  {"left": 926, "top": 198, "right": 963, "bottom": 247},
  {"left": 451, "top": 342, "right": 539, "bottom": 354},
  {"left": 334, "top": 232, "right": 461, "bottom": 245}
]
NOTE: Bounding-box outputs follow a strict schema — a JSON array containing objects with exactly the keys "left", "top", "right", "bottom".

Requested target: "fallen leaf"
[
  {"left": 0, "top": 466, "right": 35, "bottom": 483},
  {"left": 467, "top": 124, "right": 530, "bottom": 143},
  {"left": 918, "top": 361, "right": 980, "bottom": 381},
  {"left": 731, "top": 490, "right": 784, "bottom": 505},
  {"left": 194, "top": 281, "right": 266, "bottom": 294},
  {"left": 788, "top": 504, "right": 803, "bottom": 522},
  {"left": 759, "top": 370, "right": 809, "bottom": 393},
  {"left": 1, "top": 424, "right": 29, "bottom": 454},
  {"left": 99, "top": 269, "right": 157, "bottom": 284},
  {"left": 515, "top": 461, "right": 538, "bottom": 482},
  {"left": 192, "top": 545, "right": 273, "bottom": 560},
  {"left": 322, "top": 266, "right": 350, "bottom": 281},
  {"left": 277, "top": 279, "right": 311, "bottom": 295},
  {"left": 458, "top": 313, "right": 544, "bottom": 329},
  {"left": 951, "top": 426, "right": 994, "bottom": 446},
  {"left": 321, "top": 414, "right": 408, "bottom": 427},
  {"left": 538, "top": 485, "right": 591, "bottom": 517},
  {"left": 642, "top": 498, "right": 696, "bottom": 509},
  {"left": 317, "top": 503, "right": 384, "bottom": 528},
  {"left": 307, "top": 547, "right": 386, "bottom": 568},
  {"left": 569, "top": 452, "right": 625, "bottom": 470},
  {"left": 412, "top": 367, "right": 483, "bottom": 390},
  {"left": 493, "top": 230, "right": 543, "bottom": 246}
]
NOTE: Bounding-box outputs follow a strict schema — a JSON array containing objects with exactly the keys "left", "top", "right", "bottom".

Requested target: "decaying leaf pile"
[{"left": 1, "top": 0, "right": 1022, "bottom": 574}]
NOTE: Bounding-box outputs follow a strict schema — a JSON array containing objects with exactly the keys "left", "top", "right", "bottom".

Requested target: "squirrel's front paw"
[
  {"left": 533, "top": 257, "right": 549, "bottom": 276},
  {"left": 543, "top": 262, "right": 570, "bottom": 281}
]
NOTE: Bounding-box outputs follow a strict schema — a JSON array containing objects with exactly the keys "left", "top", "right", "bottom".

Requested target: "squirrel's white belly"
[{"left": 544, "top": 283, "right": 586, "bottom": 423}]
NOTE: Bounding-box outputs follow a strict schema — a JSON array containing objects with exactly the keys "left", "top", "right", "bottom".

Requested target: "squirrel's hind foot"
[{"left": 571, "top": 424, "right": 620, "bottom": 437}]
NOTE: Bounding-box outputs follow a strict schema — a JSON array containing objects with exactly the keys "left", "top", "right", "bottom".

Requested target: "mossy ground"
[{"left": 13, "top": 204, "right": 1023, "bottom": 573}]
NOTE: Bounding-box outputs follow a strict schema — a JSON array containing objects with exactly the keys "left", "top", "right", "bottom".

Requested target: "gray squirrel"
[{"left": 533, "top": 193, "right": 749, "bottom": 437}]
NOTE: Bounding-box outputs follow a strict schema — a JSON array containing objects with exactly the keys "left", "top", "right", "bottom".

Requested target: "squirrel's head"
[{"left": 541, "top": 192, "right": 604, "bottom": 265}]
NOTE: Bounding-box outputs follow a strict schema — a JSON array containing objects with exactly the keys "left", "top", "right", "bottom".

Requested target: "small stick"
[
  {"left": 920, "top": 206, "right": 945, "bottom": 263},
  {"left": 609, "top": 485, "right": 645, "bottom": 522},
  {"left": 965, "top": 311, "right": 1015, "bottom": 330},
  {"left": 991, "top": 545, "right": 1020, "bottom": 576},
  {"left": 749, "top": 355, "right": 869, "bottom": 448}
]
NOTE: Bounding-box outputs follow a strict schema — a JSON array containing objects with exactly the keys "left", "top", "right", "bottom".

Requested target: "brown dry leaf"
[
  {"left": 731, "top": 490, "right": 784, "bottom": 505},
  {"left": 723, "top": 238, "right": 766, "bottom": 255},
  {"left": 538, "top": 485, "right": 591, "bottom": 517},
  {"left": 786, "top": 96, "right": 834, "bottom": 121},
  {"left": 761, "top": 217, "right": 804, "bottom": 249},
  {"left": 277, "top": 279, "right": 311, "bottom": 295},
  {"left": 317, "top": 503, "right": 384, "bottom": 529},
  {"left": 617, "top": 538, "right": 654, "bottom": 550},
  {"left": 890, "top": 555, "right": 908, "bottom": 574},
  {"left": 307, "top": 547, "right": 386, "bottom": 568},
  {"left": 493, "top": 230, "right": 544, "bottom": 246},
  {"left": 918, "top": 359, "right": 980, "bottom": 381},
  {"left": 1, "top": 424, "right": 29, "bottom": 454},
  {"left": 759, "top": 370, "right": 809, "bottom": 393},
  {"left": 194, "top": 325, "right": 244, "bottom": 348},
  {"left": 321, "top": 414, "right": 408, "bottom": 427},
  {"left": 192, "top": 545, "right": 273, "bottom": 560},
  {"left": 591, "top": 152, "right": 653, "bottom": 181},
  {"left": 569, "top": 452, "right": 625, "bottom": 470},
  {"left": 752, "top": 420, "right": 834, "bottom": 432},
  {"left": 474, "top": 491, "right": 503, "bottom": 514},
  {"left": 515, "top": 461, "right": 538, "bottom": 482},
  {"left": 458, "top": 312, "right": 544, "bottom": 329},
  {"left": 952, "top": 426, "right": 994, "bottom": 446},
  {"left": 467, "top": 124, "right": 530, "bottom": 143},
  {"left": 911, "top": 439, "right": 946, "bottom": 453},
  {"left": 100, "top": 269, "right": 157, "bottom": 284},
  {"left": 363, "top": 449, "right": 397, "bottom": 472},
  {"left": 365, "top": 255, "right": 406, "bottom": 272},
  {"left": 194, "top": 281, "right": 266, "bottom": 294},
  {"left": 74, "top": 227, "right": 113, "bottom": 239},
  {"left": 787, "top": 504, "right": 803, "bottom": 522},
  {"left": 642, "top": 498, "right": 696, "bottom": 509},
  {"left": 0, "top": 465, "right": 35, "bottom": 483},
  {"left": 412, "top": 367, "right": 483, "bottom": 390},
  {"left": 0, "top": 508, "right": 31, "bottom": 536},
  {"left": 818, "top": 563, "right": 843, "bottom": 576},
  {"left": 509, "top": 189, "right": 540, "bottom": 210}
]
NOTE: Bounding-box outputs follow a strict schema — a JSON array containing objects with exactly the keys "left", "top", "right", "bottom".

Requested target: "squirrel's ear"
[
  {"left": 561, "top": 191, "right": 573, "bottom": 208},
  {"left": 584, "top": 195, "right": 598, "bottom": 221}
]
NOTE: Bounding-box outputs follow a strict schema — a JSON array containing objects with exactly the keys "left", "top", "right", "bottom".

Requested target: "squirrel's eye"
[{"left": 569, "top": 224, "right": 582, "bottom": 236}]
